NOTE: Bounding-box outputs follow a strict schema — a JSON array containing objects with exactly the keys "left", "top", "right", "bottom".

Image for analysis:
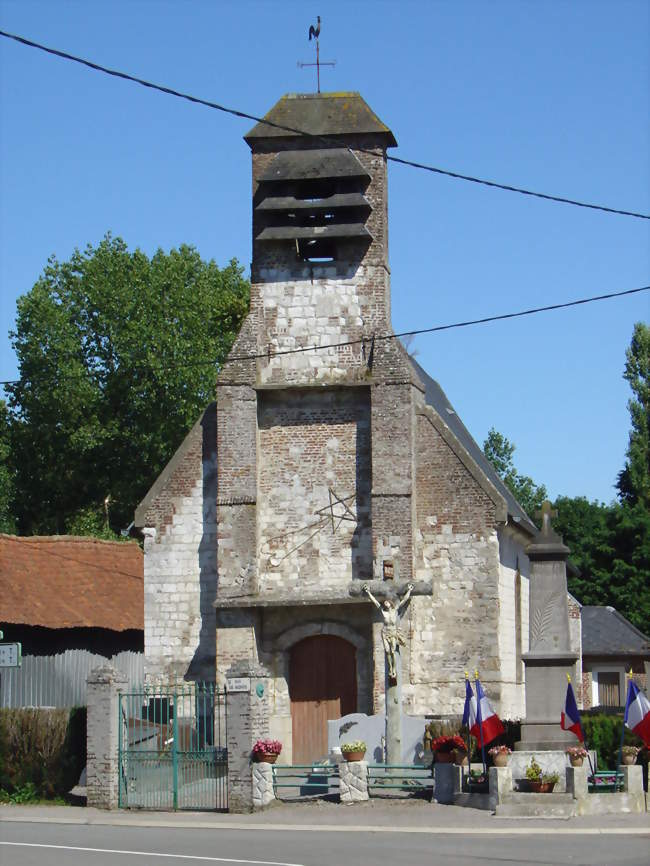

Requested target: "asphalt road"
[{"left": 2, "top": 820, "right": 650, "bottom": 866}]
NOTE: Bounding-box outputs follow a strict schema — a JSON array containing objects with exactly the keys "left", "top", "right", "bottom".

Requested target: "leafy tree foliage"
[
  {"left": 552, "top": 495, "right": 650, "bottom": 630},
  {"left": 0, "top": 402, "right": 16, "bottom": 534},
  {"left": 616, "top": 322, "right": 650, "bottom": 508},
  {"left": 5, "top": 235, "right": 249, "bottom": 535},
  {"left": 482, "top": 427, "right": 548, "bottom": 518}
]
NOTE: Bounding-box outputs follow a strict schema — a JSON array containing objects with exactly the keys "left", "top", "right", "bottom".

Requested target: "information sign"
[
  {"left": 226, "top": 677, "right": 250, "bottom": 693},
  {"left": 0, "top": 642, "right": 22, "bottom": 668}
]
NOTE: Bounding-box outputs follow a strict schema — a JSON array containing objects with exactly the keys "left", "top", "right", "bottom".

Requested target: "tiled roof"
[
  {"left": 581, "top": 605, "right": 650, "bottom": 657},
  {"left": 0, "top": 535, "right": 143, "bottom": 631}
]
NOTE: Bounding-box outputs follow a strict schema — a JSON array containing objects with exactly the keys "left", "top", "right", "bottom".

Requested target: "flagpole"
[
  {"left": 567, "top": 673, "right": 596, "bottom": 778},
  {"left": 464, "top": 672, "right": 471, "bottom": 786},
  {"left": 475, "top": 670, "right": 487, "bottom": 777},
  {"left": 617, "top": 670, "right": 632, "bottom": 778}
]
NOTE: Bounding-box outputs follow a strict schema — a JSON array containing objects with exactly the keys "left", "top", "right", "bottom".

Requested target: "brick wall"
[{"left": 257, "top": 387, "right": 372, "bottom": 591}]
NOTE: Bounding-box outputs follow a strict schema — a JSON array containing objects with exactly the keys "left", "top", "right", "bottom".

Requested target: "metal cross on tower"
[{"left": 298, "top": 15, "right": 336, "bottom": 93}]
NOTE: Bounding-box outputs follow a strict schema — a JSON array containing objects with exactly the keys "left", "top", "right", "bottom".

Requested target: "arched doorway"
[{"left": 289, "top": 635, "right": 357, "bottom": 763}]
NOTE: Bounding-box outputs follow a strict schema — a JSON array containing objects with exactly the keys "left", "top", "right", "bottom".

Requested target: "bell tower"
[{"left": 215, "top": 89, "right": 421, "bottom": 614}]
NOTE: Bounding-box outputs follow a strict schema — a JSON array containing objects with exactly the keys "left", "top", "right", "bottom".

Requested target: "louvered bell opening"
[{"left": 254, "top": 149, "right": 373, "bottom": 261}]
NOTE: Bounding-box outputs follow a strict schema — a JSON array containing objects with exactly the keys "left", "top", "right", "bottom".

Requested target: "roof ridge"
[{"left": 0, "top": 533, "right": 140, "bottom": 547}]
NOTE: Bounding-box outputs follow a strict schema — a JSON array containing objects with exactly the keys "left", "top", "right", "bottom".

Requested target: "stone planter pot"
[
  {"left": 493, "top": 753, "right": 509, "bottom": 768},
  {"left": 254, "top": 753, "right": 278, "bottom": 764},
  {"left": 621, "top": 754, "right": 637, "bottom": 766},
  {"left": 569, "top": 756, "right": 584, "bottom": 767},
  {"left": 343, "top": 751, "right": 366, "bottom": 762},
  {"left": 434, "top": 752, "right": 453, "bottom": 763}
]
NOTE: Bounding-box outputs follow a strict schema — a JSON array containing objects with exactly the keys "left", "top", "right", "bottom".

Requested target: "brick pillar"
[
  {"left": 226, "top": 660, "right": 272, "bottom": 813},
  {"left": 86, "top": 664, "right": 128, "bottom": 809}
]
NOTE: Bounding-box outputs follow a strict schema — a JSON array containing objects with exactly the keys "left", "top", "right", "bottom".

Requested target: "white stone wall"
[
  {"left": 496, "top": 526, "right": 531, "bottom": 719},
  {"left": 143, "top": 453, "right": 218, "bottom": 684},
  {"left": 256, "top": 266, "right": 384, "bottom": 386},
  {"left": 406, "top": 525, "right": 503, "bottom": 714}
]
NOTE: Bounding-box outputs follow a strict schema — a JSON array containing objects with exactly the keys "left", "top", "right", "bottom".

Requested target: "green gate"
[{"left": 118, "top": 683, "right": 228, "bottom": 811}]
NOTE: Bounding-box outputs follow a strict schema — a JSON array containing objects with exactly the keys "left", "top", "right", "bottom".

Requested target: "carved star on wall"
[{"left": 315, "top": 488, "right": 358, "bottom": 533}]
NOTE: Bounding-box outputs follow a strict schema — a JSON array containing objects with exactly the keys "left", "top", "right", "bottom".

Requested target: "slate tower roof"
[{"left": 244, "top": 92, "right": 397, "bottom": 146}]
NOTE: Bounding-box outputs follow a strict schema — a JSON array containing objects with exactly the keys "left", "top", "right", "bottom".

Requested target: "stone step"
[{"left": 495, "top": 793, "right": 576, "bottom": 819}]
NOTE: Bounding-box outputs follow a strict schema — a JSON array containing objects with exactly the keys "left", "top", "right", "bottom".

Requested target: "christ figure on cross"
[{"left": 362, "top": 583, "right": 414, "bottom": 680}]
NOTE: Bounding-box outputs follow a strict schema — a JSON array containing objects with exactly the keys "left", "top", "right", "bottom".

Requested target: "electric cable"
[
  {"left": 1, "top": 29, "right": 648, "bottom": 220},
  {"left": 1, "top": 283, "right": 648, "bottom": 387}
]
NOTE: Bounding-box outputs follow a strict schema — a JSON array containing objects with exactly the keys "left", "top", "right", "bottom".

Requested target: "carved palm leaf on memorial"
[
  {"left": 530, "top": 590, "right": 559, "bottom": 650},
  {"left": 263, "top": 487, "right": 359, "bottom": 569}
]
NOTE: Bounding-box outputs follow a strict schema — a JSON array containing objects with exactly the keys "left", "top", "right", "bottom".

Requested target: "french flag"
[
  {"left": 624, "top": 679, "right": 650, "bottom": 748},
  {"left": 561, "top": 681, "right": 585, "bottom": 742},
  {"left": 470, "top": 678, "right": 504, "bottom": 745},
  {"left": 462, "top": 678, "right": 476, "bottom": 728}
]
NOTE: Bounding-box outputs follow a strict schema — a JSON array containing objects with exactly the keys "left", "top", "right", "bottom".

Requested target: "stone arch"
[{"left": 275, "top": 619, "right": 368, "bottom": 653}]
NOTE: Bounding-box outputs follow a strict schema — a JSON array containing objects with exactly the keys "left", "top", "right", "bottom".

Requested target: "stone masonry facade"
[{"left": 137, "top": 93, "right": 540, "bottom": 764}]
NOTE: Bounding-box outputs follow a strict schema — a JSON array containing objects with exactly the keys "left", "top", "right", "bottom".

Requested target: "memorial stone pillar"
[{"left": 517, "top": 501, "right": 579, "bottom": 751}]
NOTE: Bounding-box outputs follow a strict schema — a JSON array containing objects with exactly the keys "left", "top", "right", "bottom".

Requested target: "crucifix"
[
  {"left": 299, "top": 15, "right": 336, "bottom": 93},
  {"left": 362, "top": 582, "right": 416, "bottom": 765}
]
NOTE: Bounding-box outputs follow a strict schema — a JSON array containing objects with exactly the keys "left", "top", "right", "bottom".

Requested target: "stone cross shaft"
[{"left": 362, "top": 581, "right": 416, "bottom": 765}]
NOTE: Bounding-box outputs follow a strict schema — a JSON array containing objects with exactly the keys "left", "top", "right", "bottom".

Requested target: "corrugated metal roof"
[
  {"left": 581, "top": 605, "right": 650, "bottom": 656},
  {"left": 0, "top": 535, "right": 143, "bottom": 631},
  {"left": 410, "top": 358, "right": 538, "bottom": 535}
]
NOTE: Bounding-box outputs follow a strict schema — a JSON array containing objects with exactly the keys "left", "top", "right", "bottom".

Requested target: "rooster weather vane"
[{"left": 298, "top": 15, "right": 336, "bottom": 93}]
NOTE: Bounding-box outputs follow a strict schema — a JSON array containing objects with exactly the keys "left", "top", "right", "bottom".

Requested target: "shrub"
[
  {"left": 582, "top": 713, "right": 643, "bottom": 770},
  {"left": 0, "top": 707, "right": 86, "bottom": 800}
]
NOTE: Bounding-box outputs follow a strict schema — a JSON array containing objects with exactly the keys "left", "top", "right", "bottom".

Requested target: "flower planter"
[
  {"left": 343, "top": 751, "right": 366, "bottom": 762},
  {"left": 621, "top": 754, "right": 637, "bottom": 766},
  {"left": 493, "top": 753, "right": 509, "bottom": 768},
  {"left": 569, "top": 757, "right": 584, "bottom": 767},
  {"left": 452, "top": 750, "right": 468, "bottom": 766},
  {"left": 254, "top": 753, "right": 278, "bottom": 764},
  {"left": 528, "top": 780, "right": 556, "bottom": 793},
  {"left": 434, "top": 752, "right": 453, "bottom": 763}
]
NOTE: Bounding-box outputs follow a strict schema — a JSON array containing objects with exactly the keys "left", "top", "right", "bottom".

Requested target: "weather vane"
[{"left": 298, "top": 15, "right": 336, "bottom": 93}]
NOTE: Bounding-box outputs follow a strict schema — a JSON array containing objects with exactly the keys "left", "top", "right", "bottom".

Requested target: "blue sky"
[{"left": 1, "top": 0, "right": 648, "bottom": 505}]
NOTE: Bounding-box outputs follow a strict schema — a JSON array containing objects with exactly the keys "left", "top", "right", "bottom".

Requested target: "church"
[{"left": 135, "top": 91, "right": 544, "bottom": 764}]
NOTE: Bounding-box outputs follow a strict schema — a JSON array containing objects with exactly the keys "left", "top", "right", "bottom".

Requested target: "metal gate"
[{"left": 118, "top": 683, "right": 228, "bottom": 811}]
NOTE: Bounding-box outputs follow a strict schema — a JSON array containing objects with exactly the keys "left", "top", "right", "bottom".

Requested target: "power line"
[
  {"left": 1, "top": 29, "right": 648, "bottom": 221},
  {"left": 1, "top": 283, "right": 648, "bottom": 387}
]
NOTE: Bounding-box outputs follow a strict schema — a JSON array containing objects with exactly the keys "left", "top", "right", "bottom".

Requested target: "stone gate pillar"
[
  {"left": 86, "top": 664, "right": 128, "bottom": 809},
  {"left": 225, "top": 660, "right": 272, "bottom": 813}
]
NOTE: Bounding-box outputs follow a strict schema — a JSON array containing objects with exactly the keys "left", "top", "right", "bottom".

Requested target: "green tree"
[
  {"left": 482, "top": 427, "right": 548, "bottom": 518},
  {"left": 0, "top": 401, "right": 16, "bottom": 534},
  {"left": 617, "top": 322, "right": 650, "bottom": 508},
  {"left": 6, "top": 234, "right": 249, "bottom": 535}
]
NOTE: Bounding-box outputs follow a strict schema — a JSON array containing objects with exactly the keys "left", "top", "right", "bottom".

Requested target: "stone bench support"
[
  {"left": 252, "top": 762, "right": 275, "bottom": 808},
  {"left": 488, "top": 765, "right": 513, "bottom": 810},
  {"left": 339, "top": 759, "right": 369, "bottom": 803}
]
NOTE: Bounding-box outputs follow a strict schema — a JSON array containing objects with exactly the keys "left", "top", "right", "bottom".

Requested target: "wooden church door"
[{"left": 289, "top": 635, "right": 357, "bottom": 763}]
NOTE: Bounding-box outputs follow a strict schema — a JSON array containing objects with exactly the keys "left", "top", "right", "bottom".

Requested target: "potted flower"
[
  {"left": 524, "top": 756, "right": 559, "bottom": 793},
  {"left": 252, "top": 739, "right": 282, "bottom": 764},
  {"left": 430, "top": 734, "right": 466, "bottom": 764},
  {"left": 566, "top": 746, "right": 588, "bottom": 767},
  {"left": 488, "top": 744, "right": 512, "bottom": 767},
  {"left": 621, "top": 745, "right": 640, "bottom": 766},
  {"left": 340, "top": 740, "right": 366, "bottom": 762}
]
